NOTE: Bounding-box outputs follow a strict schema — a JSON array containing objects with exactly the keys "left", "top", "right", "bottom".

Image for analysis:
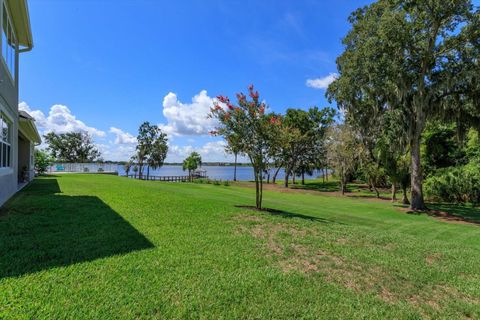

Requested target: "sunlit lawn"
[{"left": 1, "top": 174, "right": 479, "bottom": 319}]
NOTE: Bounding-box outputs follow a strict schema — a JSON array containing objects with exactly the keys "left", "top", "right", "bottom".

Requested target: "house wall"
[
  {"left": 0, "top": 97, "right": 18, "bottom": 206},
  {"left": 0, "top": 0, "right": 20, "bottom": 207},
  {"left": 18, "top": 135, "right": 29, "bottom": 179}
]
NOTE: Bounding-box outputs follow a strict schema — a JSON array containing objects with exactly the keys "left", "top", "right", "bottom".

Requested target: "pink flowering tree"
[{"left": 210, "top": 85, "right": 280, "bottom": 209}]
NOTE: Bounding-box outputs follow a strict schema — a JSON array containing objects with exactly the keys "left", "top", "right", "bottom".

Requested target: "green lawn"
[{"left": 1, "top": 174, "right": 480, "bottom": 319}]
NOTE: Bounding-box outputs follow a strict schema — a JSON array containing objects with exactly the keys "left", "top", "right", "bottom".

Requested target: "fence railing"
[{"left": 48, "top": 163, "right": 119, "bottom": 173}]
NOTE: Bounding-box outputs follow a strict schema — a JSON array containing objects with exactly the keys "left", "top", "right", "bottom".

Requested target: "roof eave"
[{"left": 8, "top": 0, "right": 34, "bottom": 50}]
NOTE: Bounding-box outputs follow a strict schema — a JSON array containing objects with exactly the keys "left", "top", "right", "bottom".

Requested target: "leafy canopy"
[{"left": 44, "top": 132, "right": 101, "bottom": 163}]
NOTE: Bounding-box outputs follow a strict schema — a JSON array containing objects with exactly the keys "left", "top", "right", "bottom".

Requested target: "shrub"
[
  {"left": 223, "top": 180, "right": 230, "bottom": 186},
  {"left": 34, "top": 149, "right": 53, "bottom": 175},
  {"left": 424, "top": 162, "right": 480, "bottom": 206}
]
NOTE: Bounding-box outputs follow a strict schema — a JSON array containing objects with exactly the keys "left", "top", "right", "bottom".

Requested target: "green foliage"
[
  {"left": 422, "top": 122, "right": 467, "bottom": 174},
  {"left": 34, "top": 149, "right": 53, "bottom": 175},
  {"left": 277, "top": 107, "right": 336, "bottom": 186},
  {"left": 466, "top": 128, "right": 480, "bottom": 160},
  {"left": 135, "top": 122, "right": 168, "bottom": 178},
  {"left": 327, "top": 0, "right": 480, "bottom": 210},
  {"left": 210, "top": 85, "right": 280, "bottom": 209},
  {"left": 325, "top": 124, "right": 361, "bottom": 194},
  {"left": 424, "top": 162, "right": 480, "bottom": 206},
  {"left": 44, "top": 131, "right": 101, "bottom": 163},
  {"left": 182, "top": 152, "right": 202, "bottom": 179}
]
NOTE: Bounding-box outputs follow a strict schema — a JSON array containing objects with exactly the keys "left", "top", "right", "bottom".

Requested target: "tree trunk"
[
  {"left": 284, "top": 170, "right": 289, "bottom": 188},
  {"left": 391, "top": 183, "right": 397, "bottom": 202},
  {"left": 147, "top": 165, "right": 150, "bottom": 180},
  {"left": 301, "top": 171, "right": 305, "bottom": 185},
  {"left": 272, "top": 166, "right": 281, "bottom": 184},
  {"left": 259, "top": 171, "right": 263, "bottom": 210},
  {"left": 410, "top": 134, "right": 426, "bottom": 210},
  {"left": 325, "top": 167, "right": 328, "bottom": 181},
  {"left": 322, "top": 168, "right": 325, "bottom": 184},
  {"left": 233, "top": 153, "right": 237, "bottom": 182},
  {"left": 292, "top": 174, "right": 296, "bottom": 185},
  {"left": 374, "top": 186, "right": 380, "bottom": 198},
  {"left": 341, "top": 179, "right": 346, "bottom": 195},
  {"left": 402, "top": 184, "right": 410, "bottom": 205},
  {"left": 254, "top": 167, "right": 261, "bottom": 209}
]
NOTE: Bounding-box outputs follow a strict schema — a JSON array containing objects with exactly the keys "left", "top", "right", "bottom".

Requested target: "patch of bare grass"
[{"left": 233, "top": 214, "right": 479, "bottom": 315}]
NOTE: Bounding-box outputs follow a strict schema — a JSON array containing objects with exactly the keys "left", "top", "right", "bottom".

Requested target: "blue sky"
[{"left": 20, "top": 0, "right": 373, "bottom": 162}]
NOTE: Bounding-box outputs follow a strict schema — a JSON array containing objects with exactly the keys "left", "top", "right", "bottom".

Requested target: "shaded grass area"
[
  {"left": 288, "top": 179, "right": 392, "bottom": 198},
  {"left": 0, "top": 178, "right": 154, "bottom": 279},
  {"left": 281, "top": 178, "right": 480, "bottom": 223},
  {"left": 427, "top": 203, "right": 480, "bottom": 224},
  {"left": 1, "top": 174, "right": 480, "bottom": 319}
]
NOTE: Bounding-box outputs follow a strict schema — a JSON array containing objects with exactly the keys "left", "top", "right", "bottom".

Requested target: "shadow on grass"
[
  {"left": 290, "top": 181, "right": 342, "bottom": 192},
  {"left": 234, "top": 205, "right": 340, "bottom": 224},
  {"left": 290, "top": 181, "right": 393, "bottom": 200},
  {"left": 426, "top": 203, "right": 480, "bottom": 224},
  {"left": 0, "top": 178, "right": 154, "bottom": 279}
]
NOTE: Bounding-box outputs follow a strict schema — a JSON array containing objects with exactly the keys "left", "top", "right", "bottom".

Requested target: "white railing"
[{"left": 48, "top": 163, "right": 119, "bottom": 174}]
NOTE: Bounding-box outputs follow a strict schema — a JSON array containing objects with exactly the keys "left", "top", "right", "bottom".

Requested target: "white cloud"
[
  {"left": 97, "top": 143, "right": 136, "bottom": 162},
  {"left": 166, "top": 140, "right": 248, "bottom": 163},
  {"left": 19, "top": 102, "right": 105, "bottom": 137},
  {"left": 109, "top": 127, "right": 137, "bottom": 144},
  {"left": 167, "top": 141, "right": 226, "bottom": 162},
  {"left": 18, "top": 99, "right": 242, "bottom": 163},
  {"left": 159, "top": 90, "right": 218, "bottom": 136},
  {"left": 306, "top": 73, "right": 338, "bottom": 89}
]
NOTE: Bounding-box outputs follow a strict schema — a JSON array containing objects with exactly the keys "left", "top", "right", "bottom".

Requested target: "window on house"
[
  {"left": 2, "top": 4, "right": 16, "bottom": 80},
  {"left": 0, "top": 113, "right": 11, "bottom": 168}
]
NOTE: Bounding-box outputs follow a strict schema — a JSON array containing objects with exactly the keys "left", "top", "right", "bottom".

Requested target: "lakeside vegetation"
[{"left": 1, "top": 174, "right": 480, "bottom": 319}]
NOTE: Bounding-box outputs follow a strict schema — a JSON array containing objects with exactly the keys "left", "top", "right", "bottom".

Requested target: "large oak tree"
[
  {"left": 44, "top": 132, "right": 101, "bottom": 163},
  {"left": 328, "top": 0, "right": 480, "bottom": 210}
]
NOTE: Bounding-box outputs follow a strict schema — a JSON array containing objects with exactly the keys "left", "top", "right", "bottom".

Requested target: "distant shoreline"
[{"left": 54, "top": 162, "right": 255, "bottom": 167}]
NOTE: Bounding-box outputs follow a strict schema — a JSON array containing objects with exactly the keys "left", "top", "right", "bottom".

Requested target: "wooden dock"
[
  {"left": 126, "top": 175, "right": 190, "bottom": 182},
  {"left": 126, "top": 170, "right": 207, "bottom": 182},
  {"left": 125, "top": 174, "right": 207, "bottom": 182}
]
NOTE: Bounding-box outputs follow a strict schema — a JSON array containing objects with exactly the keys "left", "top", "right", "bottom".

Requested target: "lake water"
[
  {"left": 49, "top": 163, "right": 327, "bottom": 181},
  {"left": 117, "top": 165, "right": 325, "bottom": 181}
]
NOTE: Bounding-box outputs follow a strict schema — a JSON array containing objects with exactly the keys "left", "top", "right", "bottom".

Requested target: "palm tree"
[{"left": 182, "top": 152, "right": 202, "bottom": 181}]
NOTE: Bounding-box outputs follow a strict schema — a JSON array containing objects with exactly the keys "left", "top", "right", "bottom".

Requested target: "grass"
[
  {"left": 1, "top": 174, "right": 480, "bottom": 319},
  {"left": 284, "top": 178, "right": 394, "bottom": 198}
]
